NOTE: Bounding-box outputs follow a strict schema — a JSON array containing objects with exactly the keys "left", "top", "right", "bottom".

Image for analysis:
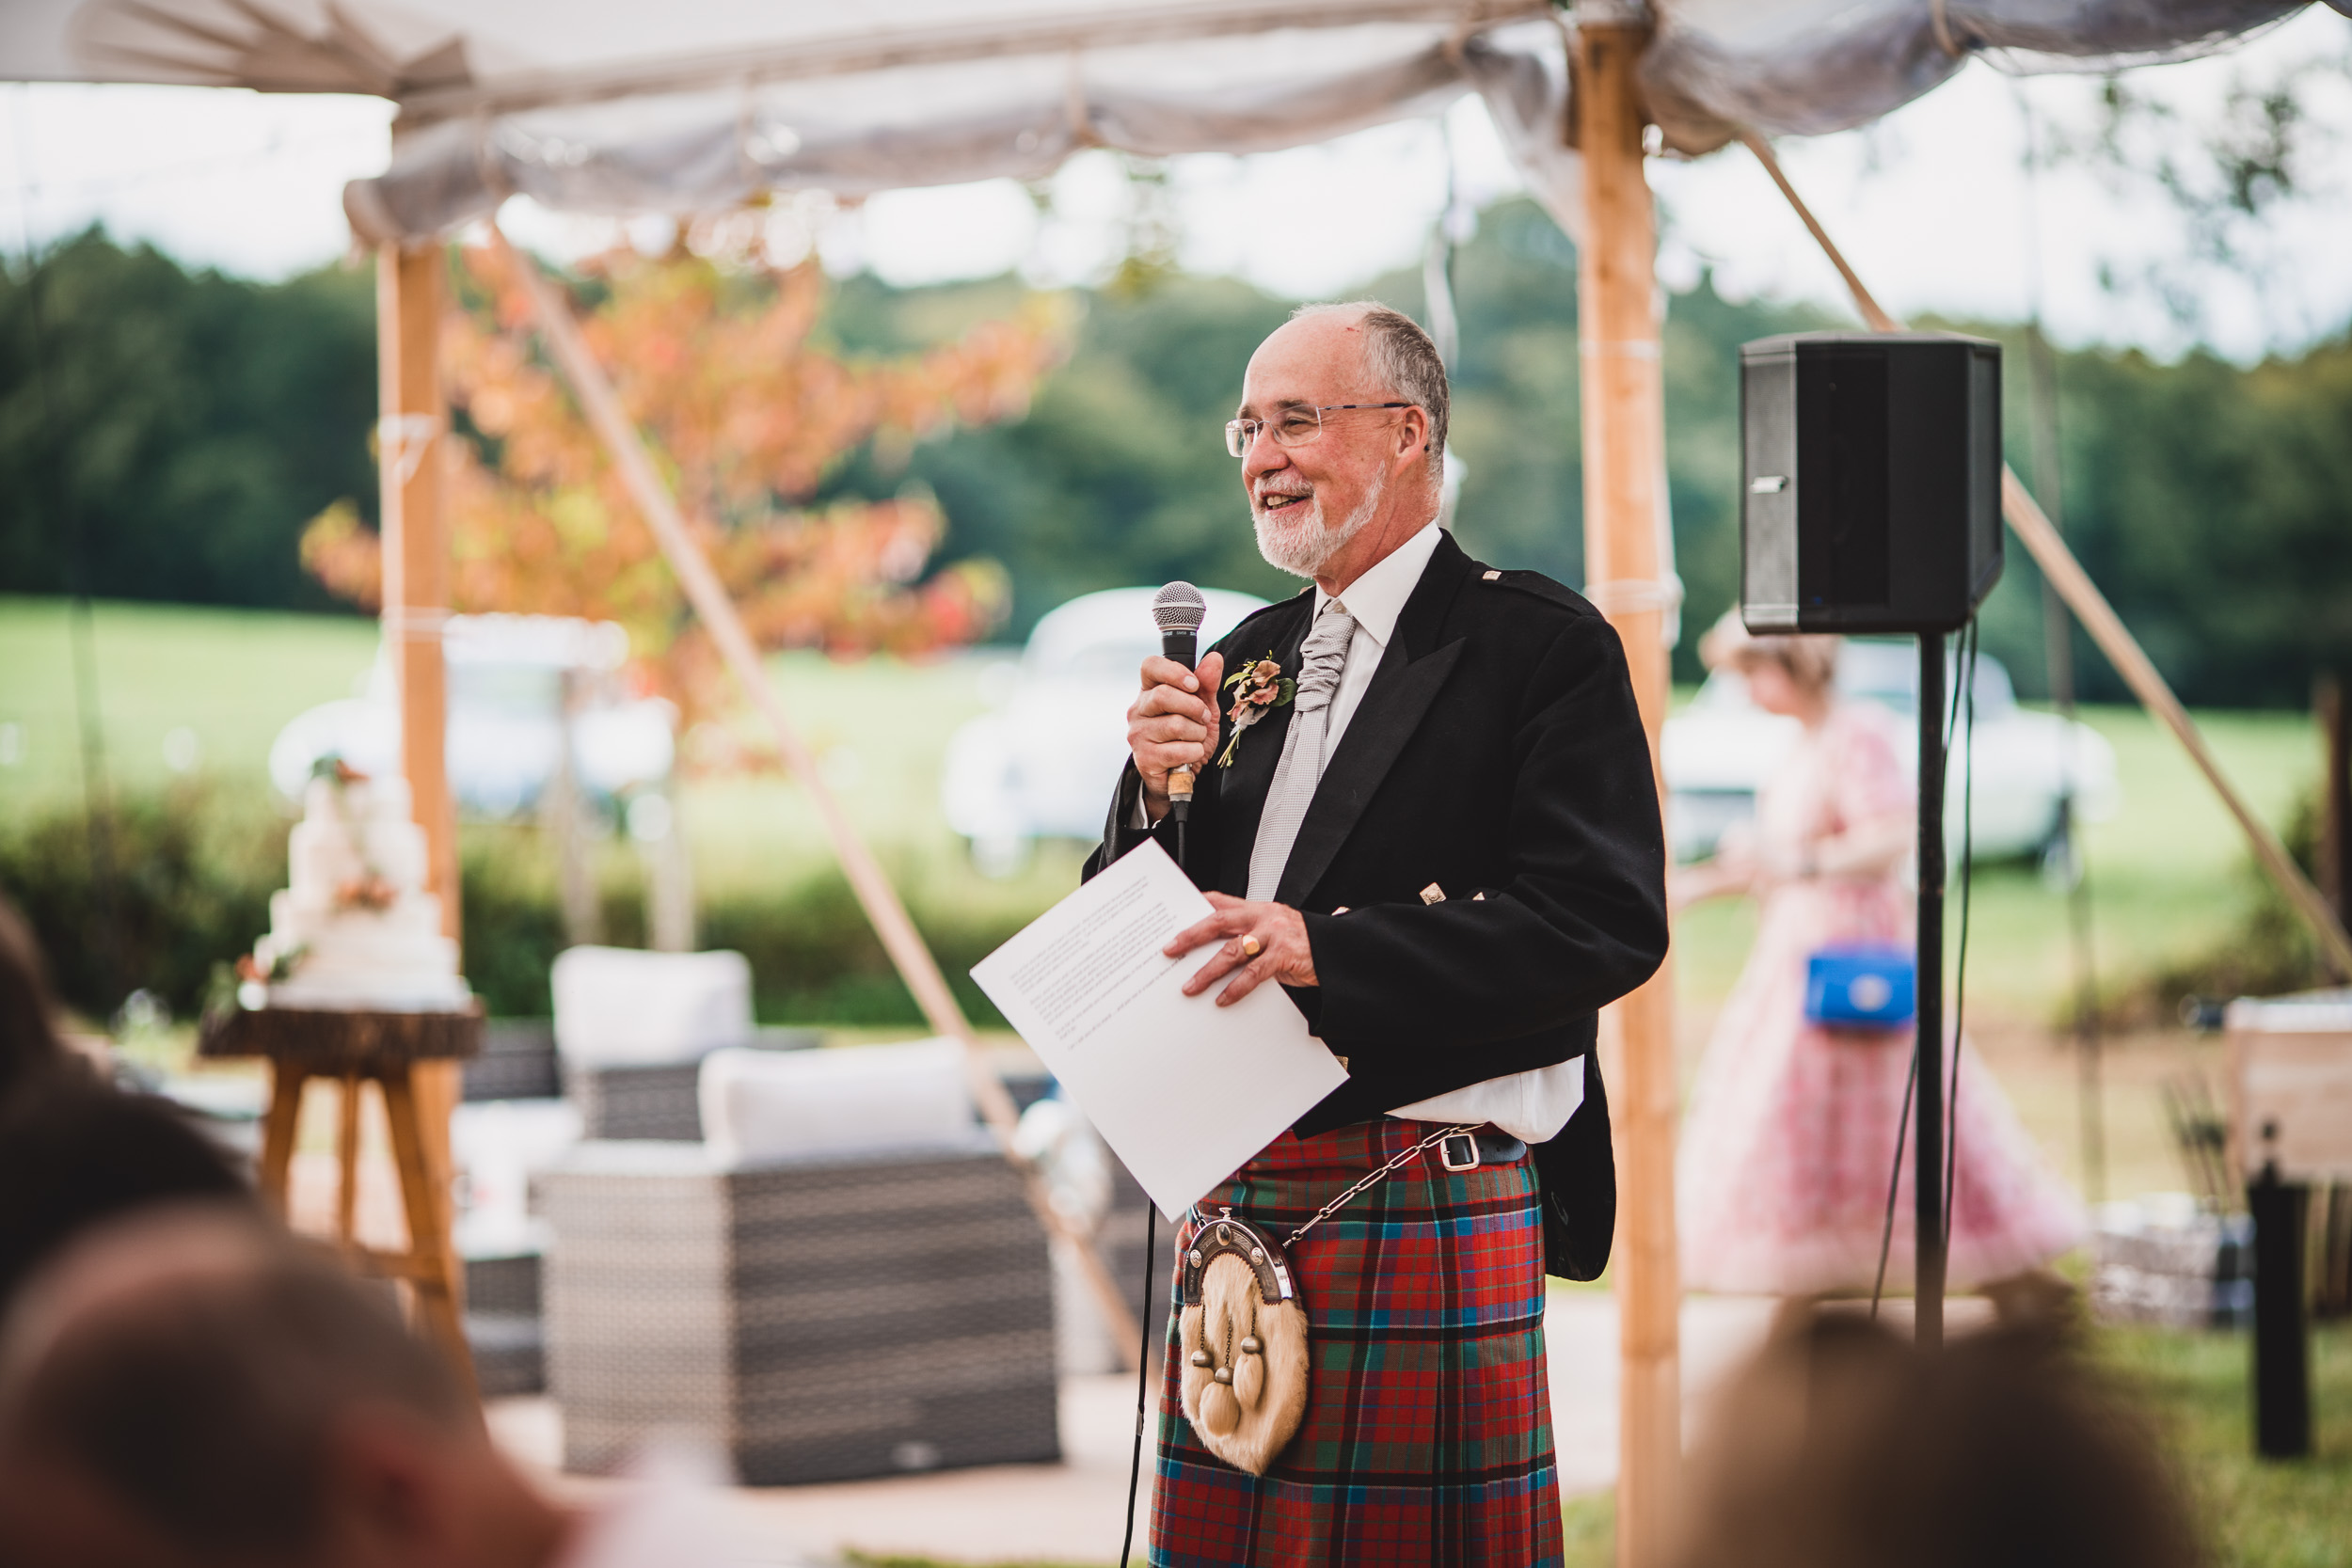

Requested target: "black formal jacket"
[{"left": 1081, "top": 530, "right": 1669, "bottom": 1278}]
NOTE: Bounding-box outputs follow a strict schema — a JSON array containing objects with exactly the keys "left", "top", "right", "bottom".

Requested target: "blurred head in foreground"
[
  {"left": 0, "top": 1073, "right": 253, "bottom": 1314},
  {"left": 1677, "top": 1312, "right": 2201, "bottom": 1568},
  {"left": 0, "top": 887, "right": 257, "bottom": 1319},
  {"left": 0, "top": 1207, "right": 567, "bottom": 1568},
  {"left": 0, "top": 891, "right": 71, "bottom": 1108}
]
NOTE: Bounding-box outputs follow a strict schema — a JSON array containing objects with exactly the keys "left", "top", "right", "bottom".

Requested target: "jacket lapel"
[
  {"left": 1210, "top": 593, "right": 1311, "bottom": 895},
  {"left": 1272, "top": 534, "right": 1472, "bottom": 908}
]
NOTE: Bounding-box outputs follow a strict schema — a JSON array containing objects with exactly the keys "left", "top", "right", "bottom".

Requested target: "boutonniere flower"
[{"left": 1216, "top": 654, "right": 1296, "bottom": 768}]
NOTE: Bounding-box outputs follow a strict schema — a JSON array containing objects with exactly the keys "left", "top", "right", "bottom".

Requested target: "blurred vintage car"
[
  {"left": 268, "top": 614, "right": 675, "bottom": 818},
  {"left": 1661, "top": 640, "right": 2119, "bottom": 866},
  {"left": 943, "top": 586, "right": 1272, "bottom": 872}
]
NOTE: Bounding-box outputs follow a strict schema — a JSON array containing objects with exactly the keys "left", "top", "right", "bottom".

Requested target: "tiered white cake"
[{"left": 247, "top": 767, "right": 472, "bottom": 1011}]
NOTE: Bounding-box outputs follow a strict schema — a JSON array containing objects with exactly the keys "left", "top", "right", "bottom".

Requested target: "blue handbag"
[{"left": 1804, "top": 943, "right": 1915, "bottom": 1029}]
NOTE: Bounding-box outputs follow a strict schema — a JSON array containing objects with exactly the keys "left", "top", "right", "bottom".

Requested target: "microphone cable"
[
  {"left": 1119, "top": 1207, "right": 1156, "bottom": 1567},
  {"left": 1945, "top": 619, "right": 1983, "bottom": 1243},
  {"left": 1871, "top": 622, "right": 1979, "bottom": 1321}
]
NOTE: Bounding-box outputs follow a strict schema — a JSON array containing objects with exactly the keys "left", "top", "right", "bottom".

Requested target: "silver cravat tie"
[{"left": 1247, "top": 600, "right": 1357, "bottom": 903}]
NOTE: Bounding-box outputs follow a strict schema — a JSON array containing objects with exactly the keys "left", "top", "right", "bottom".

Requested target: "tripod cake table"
[
  {"left": 201, "top": 1002, "right": 485, "bottom": 1384},
  {"left": 210, "top": 761, "right": 482, "bottom": 1382}
]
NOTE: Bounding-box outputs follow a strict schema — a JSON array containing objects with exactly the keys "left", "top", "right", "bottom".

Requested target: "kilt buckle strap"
[
  {"left": 1273, "top": 1123, "right": 1489, "bottom": 1248},
  {"left": 1438, "top": 1132, "right": 1482, "bottom": 1172}
]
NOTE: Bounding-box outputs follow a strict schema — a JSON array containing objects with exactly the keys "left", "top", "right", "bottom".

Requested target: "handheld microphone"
[{"left": 1152, "top": 581, "right": 1209, "bottom": 821}]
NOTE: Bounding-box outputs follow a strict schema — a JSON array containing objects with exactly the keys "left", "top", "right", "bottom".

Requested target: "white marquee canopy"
[{"left": 2, "top": 0, "right": 2328, "bottom": 246}]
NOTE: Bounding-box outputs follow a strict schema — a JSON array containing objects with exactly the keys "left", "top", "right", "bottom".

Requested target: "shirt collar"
[{"left": 1312, "top": 520, "right": 1442, "bottom": 649}]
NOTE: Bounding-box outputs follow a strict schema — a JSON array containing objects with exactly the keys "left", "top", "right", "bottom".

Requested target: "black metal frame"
[{"left": 1915, "top": 635, "right": 1948, "bottom": 1346}]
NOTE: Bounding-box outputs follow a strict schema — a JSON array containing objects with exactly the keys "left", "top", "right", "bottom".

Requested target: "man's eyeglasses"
[{"left": 1225, "top": 403, "right": 1413, "bottom": 459}]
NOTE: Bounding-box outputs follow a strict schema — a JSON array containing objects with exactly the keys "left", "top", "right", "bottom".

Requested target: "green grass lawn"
[
  {"left": 0, "top": 596, "right": 380, "bottom": 802},
  {"left": 1663, "top": 692, "right": 2320, "bottom": 1022},
  {"left": 2102, "top": 1323, "right": 2352, "bottom": 1568},
  {"left": 0, "top": 596, "right": 2321, "bottom": 1032}
]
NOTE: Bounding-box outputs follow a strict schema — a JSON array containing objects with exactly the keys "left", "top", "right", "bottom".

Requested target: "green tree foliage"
[
  {"left": 0, "top": 783, "right": 281, "bottom": 1022},
  {"left": 2049, "top": 336, "right": 2352, "bottom": 706},
  {"left": 822, "top": 270, "right": 1302, "bottom": 624},
  {"left": 1413, "top": 201, "right": 1834, "bottom": 685},
  {"left": 0, "top": 230, "right": 375, "bottom": 609},
  {"left": 8, "top": 219, "right": 2349, "bottom": 706},
  {"left": 828, "top": 200, "right": 1832, "bottom": 681}
]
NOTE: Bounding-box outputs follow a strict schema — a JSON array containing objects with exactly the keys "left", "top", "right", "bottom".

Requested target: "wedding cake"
[{"left": 245, "top": 763, "right": 472, "bottom": 1011}]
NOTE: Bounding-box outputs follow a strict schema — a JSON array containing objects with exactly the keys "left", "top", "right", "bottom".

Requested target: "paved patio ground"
[{"left": 486, "top": 1291, "right": 1993, "bottom": 1564}]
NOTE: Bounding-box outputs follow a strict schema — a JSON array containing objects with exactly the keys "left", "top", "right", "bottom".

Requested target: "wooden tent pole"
[
  {"left": 1577, "top": 14, "right": 1682, "bottom": 1567},
  {"left": 485, "top": 224, "right": 1146, "bottom": 1366},
  {"left": 1738, "top": 131, "right": 2352, "bottom": 979},
  {"left": 377, "top": 236, "right": 463, "bottom": 1309}
]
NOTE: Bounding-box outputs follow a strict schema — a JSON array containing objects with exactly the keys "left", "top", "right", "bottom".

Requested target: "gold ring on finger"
[{"left": 1241, "top": 935, "right": 1263, "bottom": 958}]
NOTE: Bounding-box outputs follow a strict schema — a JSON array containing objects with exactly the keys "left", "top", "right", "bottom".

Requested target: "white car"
[
  {"left": 944, "top": 587, "right": 1272, "bottom": 872},
  {"left": 1661, "top": 641, "right": 2118, "bottom": 865},
  {"left": 269, "top": 614, "right": 677, "bottom": 818}
]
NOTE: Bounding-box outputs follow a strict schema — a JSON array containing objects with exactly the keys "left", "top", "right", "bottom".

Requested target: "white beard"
[{"left": 1253, "top": 472, "right": 1385, "bottom": 578}]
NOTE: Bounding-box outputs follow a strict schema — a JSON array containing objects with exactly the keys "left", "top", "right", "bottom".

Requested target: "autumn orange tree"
[{"left": 305, "top": 239, "right": 1067, "bottom": 729}]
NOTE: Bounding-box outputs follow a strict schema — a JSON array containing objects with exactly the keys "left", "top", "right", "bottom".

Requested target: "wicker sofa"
[{"left": 542, "top": 1133, "right": 1060, "bottom": 1483}]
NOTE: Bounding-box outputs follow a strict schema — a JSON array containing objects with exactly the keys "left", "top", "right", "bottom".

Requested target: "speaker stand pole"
[
  {"left": 1915, "top": 634, "right": 1948, "bottom": 1348},
  {"left": 2249, "top": 1168, "right": 2312, "bottom": 1457}
]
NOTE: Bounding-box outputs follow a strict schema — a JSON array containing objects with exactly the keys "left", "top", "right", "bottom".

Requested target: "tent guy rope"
[
  {"left": 1736, "top": 129, "right": 2352, "bottom": 983},
  {"left": 482, "top": 222, "right": 1149, "bottom": 1368}
]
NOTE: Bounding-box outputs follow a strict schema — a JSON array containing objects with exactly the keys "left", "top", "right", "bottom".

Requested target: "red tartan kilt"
[{"left": 1149, "top": 1120, "right": 1564, "bottom": 1568}]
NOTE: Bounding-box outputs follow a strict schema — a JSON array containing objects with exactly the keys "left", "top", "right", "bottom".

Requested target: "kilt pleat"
[{"left": 1149, "top": 1120, "right": 1564, "bottom": 1568}]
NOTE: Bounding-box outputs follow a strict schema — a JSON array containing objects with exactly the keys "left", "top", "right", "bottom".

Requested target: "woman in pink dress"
[{"left": 1674, "top": 613, "right": 2081, "bottom": 1307}]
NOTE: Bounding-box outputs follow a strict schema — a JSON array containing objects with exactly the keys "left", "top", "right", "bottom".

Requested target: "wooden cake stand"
[{"left": 199, "top": 1003, "right": 484, "bottom": 1386}]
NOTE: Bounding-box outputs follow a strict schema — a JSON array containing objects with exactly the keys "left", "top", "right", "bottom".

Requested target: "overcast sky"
[{"left": 5, "top": 6, "right": 2345, "bottom": 362}]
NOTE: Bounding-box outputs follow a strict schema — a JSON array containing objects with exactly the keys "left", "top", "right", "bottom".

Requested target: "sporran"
[
  {"left": 1176, "top": 1122, "right": 1483, "bottom": 1476},
  {"left": 1177, "top": 1212, "right": 1310, "bottom": 1476}
]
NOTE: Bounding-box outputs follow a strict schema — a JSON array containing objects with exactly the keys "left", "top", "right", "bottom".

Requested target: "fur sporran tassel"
[{"left": 1177, "top": 1216, "right": 1310, "bottom": 1476}]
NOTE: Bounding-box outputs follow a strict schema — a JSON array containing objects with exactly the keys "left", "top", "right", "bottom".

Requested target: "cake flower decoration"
[
  {"left": 236, "top": 946, "right": 307, "bottom": 986},
  {"left": 1215, "top": 654, "right": 1295, "bottom": 768},
  {"left": 311, "top": 754, "right": 397, "bottom": 913},
  {"left": 334, "top": 875, "right": 399, "bottom": 912}
]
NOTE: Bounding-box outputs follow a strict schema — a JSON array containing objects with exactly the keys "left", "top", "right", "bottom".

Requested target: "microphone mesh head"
[{"left": 1152, "top": 580, "right": 1208, "bottom": 634}]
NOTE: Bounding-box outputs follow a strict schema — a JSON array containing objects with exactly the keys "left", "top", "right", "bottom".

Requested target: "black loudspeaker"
[{"left": 1740, "top": 331, "right": 2002, "bottom": 634}]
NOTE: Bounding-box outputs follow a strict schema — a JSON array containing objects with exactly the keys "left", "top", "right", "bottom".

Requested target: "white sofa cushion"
[
  {"left": 699, "top": 1038, "right": 976, "bottom": 1165},
  {"left": 551, "top": 946, "right": 753, "bottom": 1068}
]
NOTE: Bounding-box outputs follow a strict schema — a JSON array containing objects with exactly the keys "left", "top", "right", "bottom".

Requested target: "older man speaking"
[{"left": 1084, "top": 303, "right": 1668, "bottom": 1563}]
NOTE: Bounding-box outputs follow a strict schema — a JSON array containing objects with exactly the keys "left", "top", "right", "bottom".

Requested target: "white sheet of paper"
[{"left": 970, "top": 839, "right": 1348, "bottom": 1220}]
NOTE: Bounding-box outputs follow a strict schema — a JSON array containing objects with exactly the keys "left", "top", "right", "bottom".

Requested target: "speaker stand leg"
[
  {"left": 1915, "top": 634, "right": 1947, "bottom": 1349},
  {"left": 2249, "top": 1171, "right": 2312, "bottom": 1458}
]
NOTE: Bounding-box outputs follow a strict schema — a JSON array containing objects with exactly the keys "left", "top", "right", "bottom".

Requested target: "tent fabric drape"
[
  {"left": 343, "top": 21, "right": 1550, "bottom": 244},
  {"left": 3, "top": 1, "right": 2322, "bottom": 244},
  {"left": 330, "top": 0, "right": 2317, "bottom": 240},
  {"left": 1642, "top": 0, "right": 2314, "bottom": 152}
]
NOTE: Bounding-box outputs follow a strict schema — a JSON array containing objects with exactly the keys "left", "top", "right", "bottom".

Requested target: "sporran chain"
[
  {"left": 1184, "top": 1124, "right": 1486, "bottom": 1250},
  {"left": 1284, "top": 1124, "right": 1482, "bottom": 1245}
]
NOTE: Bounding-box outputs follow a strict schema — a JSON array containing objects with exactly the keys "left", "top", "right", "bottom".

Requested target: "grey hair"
[{"left": 1289, "top": 300, "right": 1449, "bottom": 467}]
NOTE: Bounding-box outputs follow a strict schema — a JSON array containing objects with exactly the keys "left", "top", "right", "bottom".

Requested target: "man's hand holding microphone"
[
  {"left": 1127, "top": 648, "right": 1224, "bottom": 824},
  {"left": 1131, "top": 582, "right": 1315, "bottom": 1006}
]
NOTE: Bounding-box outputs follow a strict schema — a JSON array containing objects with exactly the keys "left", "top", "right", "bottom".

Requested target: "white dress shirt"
[
  {"left": 1305, "top": 526, "right": 1582, "bottom": 1143},
  {"left": 1147, "top": 521, "right": 1584, "bottom": 1144}
]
